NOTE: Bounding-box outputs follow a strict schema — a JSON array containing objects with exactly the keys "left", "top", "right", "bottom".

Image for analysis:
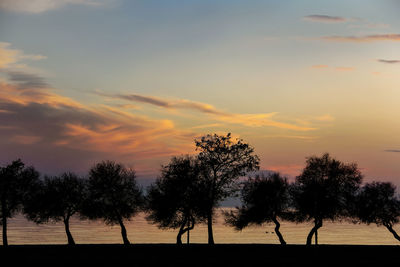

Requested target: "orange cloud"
[
  {"left": 99, "top": 93, "right": 317, "bottom": 131},
  {"left": 222, "top": 113, "right": 316, "bottom": 131},
  {"left": 314, "top": 114, "right": 335, "bottom": 122},
  {"left": 63, "top": 118, "right": 177, "bottom": 155},
  {"left": 0, "top": 79, "right": 198, "bottom": 174},
  {"left": 0, "top": 80, "right": 83, "bottom": 109},
  {"left": 262, "top": 135, "right": 318, "bottom": 141},
  {"left": 311, "top": 65, "right": 329, "bottom": 69}
]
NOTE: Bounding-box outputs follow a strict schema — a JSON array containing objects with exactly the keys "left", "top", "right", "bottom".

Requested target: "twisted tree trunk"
[
  {"left": 306, "top": 219, "right": 322, "bottom": 245},
  {"left": 271, "top": 216, "right": 286, "bottom": 245},
  {"left": 177, "top": 217, "right": 195, "bottom": 245},
  {"left": 177, "top": 219, "right": 187, "bottom": 245}
]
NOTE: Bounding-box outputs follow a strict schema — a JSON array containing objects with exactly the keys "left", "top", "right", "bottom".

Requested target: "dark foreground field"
[{"left": 1, "top": 244, "right": 399, "bottom": 266}]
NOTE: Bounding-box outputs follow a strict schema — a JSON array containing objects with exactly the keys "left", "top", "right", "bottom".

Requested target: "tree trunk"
[
  {"left": 384, "top": 224, "right": 400, "bottom": 242},
  {"left": 2, "top": 215, "right": 7, "bottom": 247},
  {"left": 176, "top": 219, "right": 186, "bottom": 245},
  {"left": 177, "top": 217, "right": 195, "bottom": 245},
  {"left": 187, "top": 219, "right": 190, "bottom": 245},
  {"left": 64, "top": 217, "right": 75, "bottom": 246},
  {"left": 306, "top": 226, "right": 315, "bottom": 246},
  {"left": 118, "top": 218, "right": 130, "bottom": 245},
  {"left": 306, "top": 219, "right": 322, "bottom": 245},
  {"left": 271, "top": 217, "right": 286, "bottom": 245},
  {"left": 2, "top": 201, "right": 8, "bottom": 247},
  {"left": 315, "top": 228, "right": 318, "bottom": 245},
  {"left": 207, "top": 211, "right": 214, "bottom": 245}
]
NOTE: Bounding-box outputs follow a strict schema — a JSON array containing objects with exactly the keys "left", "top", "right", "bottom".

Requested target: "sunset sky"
[{"left": 0, "top": 0, "right": 399, "bottom": 185}]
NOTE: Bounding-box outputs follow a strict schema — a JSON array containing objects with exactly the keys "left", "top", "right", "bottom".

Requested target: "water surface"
[{"left": 2, "top": 209, "right": 399, "bottom": 245}]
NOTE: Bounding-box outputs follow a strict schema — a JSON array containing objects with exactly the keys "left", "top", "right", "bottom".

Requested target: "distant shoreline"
[{"left": 1, "top": 244, "right": 400, "bottom": 266}]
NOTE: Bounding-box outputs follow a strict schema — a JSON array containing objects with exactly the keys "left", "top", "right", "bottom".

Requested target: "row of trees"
[
  {"left": 227, "top": 161, "right": 400, "bottom": 245},
  {"left": 0, "top": 133, "right": 399, "bottom": 246}
]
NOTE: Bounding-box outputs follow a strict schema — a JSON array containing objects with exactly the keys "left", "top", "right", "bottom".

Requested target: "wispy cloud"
[
  {"left": 99, "top": 92, "right": 228, "bottom": 116},
  {"left": 385, "top": 149, "right": 400, "bottom": 153},
  {"left": 0, "top": 0, "right": 112, "bottom": 14},
  {"left": 348, "top": 22, "right": 390, "bottom": 29},
  {"left": 313, "top": 114, "right": 335, "bottom": 122},
  {"left": 311, "top": 65, "right": 329, "bottom": 69},
  {"left": 0, "top": 42, "right": 46, "bottom": 69},
  {"left": 303, "top": 15, "right": 347, "bottom": 23},
  {"left": 311, "top": 65, "right": 354, "bottom": 72},
  {"left": 377, "top": 59, "right": 400, "bottom": 64},
  {"left": 98, "top": 92, "right": 317, "bottom": 131},
  {"left": 262, "top": 135, "right": 319, "bottom": 141},
  {"left": 7, "top": 71, "right": 50, "bottom": 89},
  {"left": 116, "top": 94, "right": 170, "bottom": 108},
  {"left": 321, "top": 34, "right": 400, "bottom": 43}
]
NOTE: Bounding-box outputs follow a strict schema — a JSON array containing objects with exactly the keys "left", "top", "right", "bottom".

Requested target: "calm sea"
[{"left": 2, "top": 208, "right": 399, "bottom": 245}]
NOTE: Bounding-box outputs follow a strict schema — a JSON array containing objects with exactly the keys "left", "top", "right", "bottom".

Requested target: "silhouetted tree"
[
  {"left": 195, "top": 133, "right": 260, "bottom": 244},
  {"left": 82, "top": 161, "right": 143, "bottom": 245},
  {"left": 24, "top": 172, "right": 85, "bottom": 245},
  {"left": 225, "top": 173, "right": 290, "bottom": 245},
  {"left": 0, "top": 159, "right": 40, "bottom": 246},
  {"left": 355, "top": 181, "right": 400, "bottom": 242},
  {"left": 146, "top": 156, "right": 206, "bottom": 245},
  {"left": 291, "top": 153, "right": 362, "bottom": 245}
]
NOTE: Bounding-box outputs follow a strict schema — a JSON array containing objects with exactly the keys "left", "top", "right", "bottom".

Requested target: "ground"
[{"left": 1, "top": 244, "right": 399, "bottom": 266}]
